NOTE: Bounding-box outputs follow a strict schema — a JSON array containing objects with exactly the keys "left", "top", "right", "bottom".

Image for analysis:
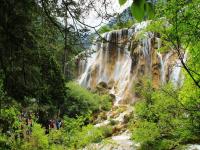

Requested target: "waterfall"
[
  {"left": 78, "top": 21, "right": 182, "bottom": 105},
  {"left": 78, "top": 44, "right": 98, "bottom": 87},
  {"left": 170, "top": 52, "right": 188, "bottom": 87},
  {"left": 157, "top": 52, "right": 173, "bottom": 84}
]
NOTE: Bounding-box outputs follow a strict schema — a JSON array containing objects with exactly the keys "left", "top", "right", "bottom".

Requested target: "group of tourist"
[
  {"left": 18, "top": 111, "right": 37, "bottom": 135},
  {"left": 18, "top": 111, "right": 62, "bottom": 135},
  {"left": 45, "top": 119, "right": 62, "bottom": 134}
]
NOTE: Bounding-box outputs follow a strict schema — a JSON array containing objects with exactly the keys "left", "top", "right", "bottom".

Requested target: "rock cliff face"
[{"left": 77, "top": 21, "right": 183, "bottom": 105}]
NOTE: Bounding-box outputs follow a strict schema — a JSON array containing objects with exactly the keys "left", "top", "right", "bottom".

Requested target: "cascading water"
[
  {"left": 170, "top": 52, "right": 188, "bottom": 87},
  {"left": 78, "top": 21, "right": 183, "bottom": 105}
]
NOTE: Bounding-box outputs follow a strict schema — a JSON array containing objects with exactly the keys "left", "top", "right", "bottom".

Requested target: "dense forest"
[{"left": 0, "top": 0, "right": 200, "bottom": 150}]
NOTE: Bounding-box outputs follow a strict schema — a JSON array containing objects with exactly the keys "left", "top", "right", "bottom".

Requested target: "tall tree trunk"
[{"left": 63, "top": 15, "right": 68, "bottom": 77}]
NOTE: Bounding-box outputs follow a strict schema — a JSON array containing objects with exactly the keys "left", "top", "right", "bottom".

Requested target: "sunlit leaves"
[
  {"left": 146, "top": 2, "right": 154, "bottom": 19},
  {"left": 118, "top": 0, "right": 155, "bottom": 21},
  {"left": 130, "top": 0, "right": 155, "bottom": 21},
  {"left": 131, "top": 121, "right": 160, "bottom": 143},
  {"left": 131, "top": 0, "right": 145, "bottom": 21},
  {"left": 118, "top": 0, "right": 127, "bottom": 6}
]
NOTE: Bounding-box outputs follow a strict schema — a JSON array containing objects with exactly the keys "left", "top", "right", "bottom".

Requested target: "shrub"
[
  {"left": 129, "top": 78, "right": 200, "bottom": 149},
  {"left": 64, "top": 82, "right": 99, "bottom": 117},
  {"left": 98, "top": 25, "right": 112, "bottom": 34},
  {"left": 99, "top": 94, "right": 112, "bottom": 111},
  {"left": 21, "top": 123, "right": 49, "bottom": 150},
  {"left": 64, "top": 82, "right": 112, "bottom": 117},
  {"left": 131, "top": 121, "right": 160, "bottom": 143},
  {"left": 78, "top": 124, "right": 104, "bottom": 146},
  {"left": 99, "top": 126, "right": 113, "bottom": 138},
  {"left": 109, "top": 119, "right": 119, "bottom": 126}
]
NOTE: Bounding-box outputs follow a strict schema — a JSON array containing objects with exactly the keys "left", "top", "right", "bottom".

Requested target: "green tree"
[
  {"left": 150, "top": 0, "right": 200, "bottom": 88},
  {"left": 129, "top": 77, "right": 200, "bottom": 149},
  {"left": 21, "top": 123, "right": 49, "bottom": 150},
  {"left": 63, "top": 82, "right": 112, "bottom": 117}
]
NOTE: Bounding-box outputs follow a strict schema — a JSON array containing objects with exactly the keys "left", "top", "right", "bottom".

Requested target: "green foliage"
[
  {"left": 56, "top": 115, "right": 108, "bottom": 149},
  {"left": 0, "top": 134, "right": 9, "bottom": 149},
  {"left": 0, "top": 107, "right": 21, "bottom": 132},
  {"left": 0, "top": 0, "right": 67, "bottom": 121},
  {"left": 64, "top": 82, "right": 112, "bottom": 117},
  {"left": 77, "top": 125, "right": 104, "bottom": 146},
  {"left": 98, "top": 25, "right": 112, "bottom": 34},
  {"left": 61, "top": 115, "right": 87, "bottom": 148},
  {"left": 130, "top": 2, "right": 200, "bottom": 148},
  {"left": 119, "top": 0, "right": 155, "bottom": 21},
  {"left": 129, "top": 77, "right": 200, "bottom": 149},
  {"left": 48, "top": 129, "right": 63, "bottom": 145},
  {"left": 113, "top": 19, "right": 136, "bottom": 30},
  {"left": 98, "top": 19, "right": 136, "bottom": 34},
  {"left": 152, "top": 0, "right": 200, "bottom": 87},
  {"left": 71, "top": 124, "right": 113, "bottom": 148},
  {"left": 0, "top": 79, "right": 21, "bottom": 149},
  {"left": 131, "top": 0, "right": 145, "bottom": 21},
  {"left": 0, "top": 79, "right": 21, "bottom": 134},
  {"left": 98, "top": 94, "right": 112, "bottom": 111},
  {"left": 21, "top": 123, "right": 49, "bottom": 150},
  {"left": 132, "top": 121, "right": 160, "bottom": 143},
  {"left": 0, "top": 112, "right": 109, "bottom": 150},
  {"left": 118, "top": 0, "right": 127, "bottom": 6},
  {"left": 64, "top": 82, "right": 99, "bottom": 116},
  {"left": 99, "top": 126, "right": 113, "bottom": 138},
  {"left": 109, "top": 119, "right": 119, "bottom": 126}
]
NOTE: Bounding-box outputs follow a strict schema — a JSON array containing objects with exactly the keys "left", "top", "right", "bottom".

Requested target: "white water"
[
  {"left": 187, "top": 144, "right": 200, "bottom": 150},
  {"left": 157, "top": 51, "right": 173, "bottom": 84},
  {"left": 78, "top": 45, "right": 98, "bottom": 87},
  {"left": 170, "top": 52, "right": 188, "bottom": 87}
]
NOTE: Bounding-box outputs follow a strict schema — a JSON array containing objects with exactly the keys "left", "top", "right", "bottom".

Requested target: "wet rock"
[
  {"left": 123, "top": 114, "right": 130, "bottom": 124},
  {"left": 99, "top": 81, "right": 108, "bottom": 88},
  {"left": 112, "top": 124, "right": 125, "bottom": 135},
  {"left": 96, "top": 82, "right": 109, "bottom": 94},
  {"left": 108, "top": 80, "right": 115, "bottom": 89},
  {"left": 110, "top": 111, "right": 118, "bottom": 119},
  {"left": 98, "top": 111, "right": 107, "bottom": 120}
]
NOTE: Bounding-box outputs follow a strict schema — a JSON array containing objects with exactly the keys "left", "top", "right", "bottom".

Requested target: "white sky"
[
  {"left": 81, "top": 0, "right": 132, "bottom": 28},
  {"left": 57, "top": 0, "right": 132, "bottom": 29}
]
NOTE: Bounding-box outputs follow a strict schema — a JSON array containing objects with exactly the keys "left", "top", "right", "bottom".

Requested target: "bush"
[
  {"left": 21, "top": 123, "right": 49, "bottom": 150},
  {"left": 98, "top": 19, "right": 136, "bottom": 34},
  {"left": 129, "top": 78, "right": 200, "bottom": 149},
  {"left": 131, "top": 121, "right": 160, "bottom": 143},
  {"left": 109, "top": 119, "right": 119, "bottom": 126},
  {"left": 64, "top": 82, "right": 112, "bottom": 117},
  {"left": 99, "top": 94, "right": 112, "bottom": 111},
  {"left": 99, "top": 126, "right": 113, "bottom": 138},
  {"left": 61, "top": 115, "right": 106, "bottom": 149},
  {"left": 64, "top": 82, "right": 99, "bottom": 117},
  {"left": 98, "top": 25, "right": 112, "bottom": 34},
  {"left": 0, "top": 134, "right": 10, "bottom": 150},
  {"left": 77, "top": 124, "right": 104, "bottom": 147}
]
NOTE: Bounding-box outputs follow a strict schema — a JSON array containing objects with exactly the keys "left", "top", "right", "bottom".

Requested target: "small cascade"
[
  {"left": 78, "top": 21, "right": 182, "bottom": 104},
  {"left": 157, "top": 52, "right": 164, "bottom": 83},
  {"left": 78, "top": 45, "right": 97, "bottom": 87},
  {"left": 156, "top": 38, "right": 164, "bottom": 84},
  {"left": 156, "top": 38, "right": 175, "bottom": 85},
  {"left": 157, "top": 51, "right": 173, "bottom": 84},
  {"left": 170, "top": 52, "right": 188, "bottom": 87}
]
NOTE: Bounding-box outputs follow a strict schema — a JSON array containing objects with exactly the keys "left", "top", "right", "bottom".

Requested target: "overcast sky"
[
  {"left": 83, "top": 0, "right": 132, "bottom": 28},
  {"left": 56, "top": 0, "right": 132, "bottom": 29}
]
